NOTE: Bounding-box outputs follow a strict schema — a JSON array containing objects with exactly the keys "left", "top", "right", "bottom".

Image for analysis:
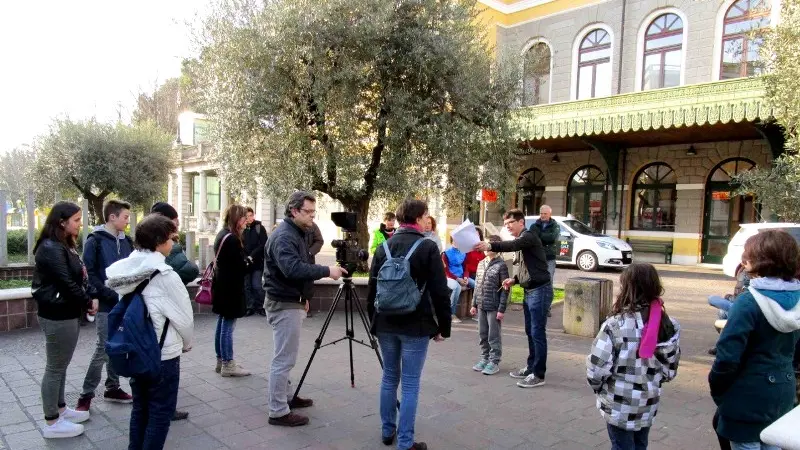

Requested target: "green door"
[{"left": 701, "top": 159, "right": 757, "bottom": 264}]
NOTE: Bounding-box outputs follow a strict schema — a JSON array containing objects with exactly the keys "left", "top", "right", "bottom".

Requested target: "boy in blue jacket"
[{"left": 76, "top": 200, "right": 134, "bottom": 411}]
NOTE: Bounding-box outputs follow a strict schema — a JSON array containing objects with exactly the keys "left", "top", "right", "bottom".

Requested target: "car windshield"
[{"left": 562, "top": 219, "right": 602, "bottom": 236}]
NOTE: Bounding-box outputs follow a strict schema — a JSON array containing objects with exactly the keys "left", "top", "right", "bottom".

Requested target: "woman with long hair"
[
  {"left": 212, "top": 204, "right": 252, "bottom": 377},
  {"left": 32, "top": 202, "right": 98, "bottom": 438},
  {"left": 367, "top": 199, "right": 452, "bottom": 450}
]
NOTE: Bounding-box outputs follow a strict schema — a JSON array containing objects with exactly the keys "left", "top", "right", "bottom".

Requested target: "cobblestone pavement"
[{"left": 0, "top": 267, "right": 731, "bottom": 449}]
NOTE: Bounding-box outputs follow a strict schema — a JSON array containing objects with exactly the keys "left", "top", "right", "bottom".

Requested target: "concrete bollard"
[{"left": 563, "top": 277, "right": 613, "bottom": 337}]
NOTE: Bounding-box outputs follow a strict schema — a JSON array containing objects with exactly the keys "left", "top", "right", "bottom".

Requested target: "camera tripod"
[{"left": 292, "top": 277, "right": 384, "bottom": 402}]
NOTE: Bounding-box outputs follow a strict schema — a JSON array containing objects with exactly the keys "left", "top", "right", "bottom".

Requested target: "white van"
[
  {"left": 498, "top": 216, "right": 633, "bottom": 272},
  {"left": 722, "top": 223, "right": 800, "bottom": 278}
]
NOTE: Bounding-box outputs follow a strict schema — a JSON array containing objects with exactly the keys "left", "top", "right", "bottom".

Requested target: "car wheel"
[{"left": 577, "top": 251, "right": 598, "bottom": 272}]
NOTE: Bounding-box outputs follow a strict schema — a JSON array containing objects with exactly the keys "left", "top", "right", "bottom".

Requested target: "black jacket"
[
  {"left": 305, "top": 222, "right": 324, "bottom": 264},
  {"left": 82, "top": 228, "right": 134, "bottom": 312},
  {"left": 243, "top": 220, "right": 268, "bottom": 270},
  {"left": 32, "top": 239, "right": 94, "bottom": 321},
  {"left": 212, "top": 228, "right": 248, "bottom": 319},
  {"left": 530, "top": 219, "right": 560, "bottom": 261},
  {"left": 489, "top": 229, "right": 550, "bottom": 290},
  {"left": 263, "top": 219, "right": 330, "bottom": 305},
  {"left": 367, "top": 228, "right": 452, "bottom": 338}
]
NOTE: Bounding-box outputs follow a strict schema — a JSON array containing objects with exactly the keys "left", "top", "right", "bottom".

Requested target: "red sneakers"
[
  {"left": 103, "top": 388, "right": 133, "bottom": 404},
  {"left": 75, "top": 396, "right": 91, "bottom": 412}
]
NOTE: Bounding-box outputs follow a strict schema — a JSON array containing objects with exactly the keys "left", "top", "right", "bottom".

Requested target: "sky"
[{"left": 0, "top": 0, "right": 210, "bottom": 152}]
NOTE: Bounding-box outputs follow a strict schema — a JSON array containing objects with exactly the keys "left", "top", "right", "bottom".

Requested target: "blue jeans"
[
  {"left": 215, "top": 316, "right": 236, "bottom": 362},
  {"left": 730, "top": 443, "right": 780, "bottom": 450},
  {"left": 244, "top": 269, "right": 265, "bottom": 310},
  {"left": 522, "top": 282, "right": 553, "bottom": 379},
  {"left": 709, "top": 295, "right": 734, "bottom": 320},
  {"left": 377, "top": 333, "right": 430, "bottom": 450},
  {"left": 606, "top": 424, "right": 650, "bottom": 450},
  {"left": 448, "top": 278, "right": 475, "bottom": 315},
  {"left": 129, "top": 357, "right": 180, "bottom": 450}
]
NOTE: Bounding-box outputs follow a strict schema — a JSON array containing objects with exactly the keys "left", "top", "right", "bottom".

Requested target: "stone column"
[
  {"left": 198, "top": 171, "right": 207, "bottom": 231},
  {"left": 167, "top": 174, "right": 174, "bottom": 206},
  {"left": 255, "top": 186, "right": 274, "bottom": 225},
  {"left": 176, "top": 171, "right": 185, "bottom": 230},
  {"left": 544, "top": 186, "right": 567, "bottom": 216},
  {"left": 218, "top": 183, "right": 229, "bottom": 230}
]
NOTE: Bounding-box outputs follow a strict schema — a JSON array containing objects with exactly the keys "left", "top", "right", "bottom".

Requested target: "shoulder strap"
[
  {"left": 404, "top": 238, "right": 425, "bottom": 261},
  {"left": 141, "top": 270, "right": 171, "bottom": 349},
  {"left": 213, "top": 233, "right": 233, "bottom": 264},
  {"left": 382, "top": 241, "right": 393, "bottom": 259}
]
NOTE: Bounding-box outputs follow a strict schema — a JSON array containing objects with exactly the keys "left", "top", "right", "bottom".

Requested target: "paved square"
[{"left": 0, "top": 267, "right": 728, "bottom": 449}]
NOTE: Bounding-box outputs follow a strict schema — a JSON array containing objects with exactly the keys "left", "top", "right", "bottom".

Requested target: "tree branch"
[{"left": 363, "top": 101, "right": 388, "bottom": 199}]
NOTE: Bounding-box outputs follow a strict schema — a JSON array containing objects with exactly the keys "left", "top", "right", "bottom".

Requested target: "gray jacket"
[{"left": 471, "top": 256, "right": 509, "bottom": 313}]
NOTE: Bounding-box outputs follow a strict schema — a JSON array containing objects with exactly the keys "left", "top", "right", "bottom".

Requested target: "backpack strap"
[
  {"left": 404, "top": 238, "right": 425, "bottom": 261},
  {"left": 381, "top": 241, "right": 393, "bottom": 259},
  {"left": 135, "top": 271, "right": 171, "bottom": 350}
]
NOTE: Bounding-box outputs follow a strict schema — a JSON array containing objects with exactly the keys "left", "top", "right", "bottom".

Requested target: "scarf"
[{"left": 638, "top": 298, "right": 663, "bottom": 359}]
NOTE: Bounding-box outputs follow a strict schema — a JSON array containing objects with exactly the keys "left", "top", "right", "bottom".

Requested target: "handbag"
[{"left": 194, "top": 233, "right": 232, "bottom": 305}]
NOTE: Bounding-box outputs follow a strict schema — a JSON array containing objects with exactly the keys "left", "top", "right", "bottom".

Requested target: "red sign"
[{"left": 480, "top": 189, "right": 498, "bottom": 203}]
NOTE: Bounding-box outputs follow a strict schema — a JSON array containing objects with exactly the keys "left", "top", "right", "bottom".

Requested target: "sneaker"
[
  {"left": 517, "top": 374, "right": 546, "bottom": 388},
  {"left": 288, "top": 396, "right": 313, "bottom": 409},
  {"left": 104, "top": 388, "right": 133, "bottom": 404},
  {"left": 509, "top": 367, "right": 532, "bottom": 379},
  {"left": 451, "top": 315, "right": 462, "bottom": 324},
  {"left": 74, "top": 396, "right": 91, "bottom": 412},
  {"left": 171, "top": 410, "right": 189, "bottom": 421},
  {"left": 382, "top": 430, "right": 396, "bottom": 446},
  {"left": 472, "top": 360, "right": 488, "bottom": 372},
  {"left": 215, "top": 358, "right": 222, "bottom": 374},
  {"left": 42, "top": 417, "right": 85, "bottom": 439},
  {"left": 268, "top": 412, "right": 309, "bottom": 427},
  {"left": 406, "top": 443, "right": 428, "bottom": 450},
  {"left": 482, "top": 362, "right": 500, "bottom": 375},
  {"left": 60, "top": 407, "right": 90, "bottom": 424},
  {"left": 221, "top": 360, "right": 251, "bottom": 377}
]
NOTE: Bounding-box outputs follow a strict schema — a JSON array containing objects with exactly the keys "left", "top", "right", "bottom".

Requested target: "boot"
[
  {"left": 215, "top": 358, "right": 222, "bottom": 374},
  {"left": 221, "top": 360, "right": 251, "bottom": 377}
]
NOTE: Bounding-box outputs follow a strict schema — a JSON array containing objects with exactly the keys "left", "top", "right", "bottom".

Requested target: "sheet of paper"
[{"left": 451, "top": 219, "right": 481, "bottom": 252}]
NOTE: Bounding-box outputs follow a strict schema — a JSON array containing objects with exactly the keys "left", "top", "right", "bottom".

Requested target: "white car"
[
  {"left": 498, "top": 215, "right": 632, "bottom": 272},
  {"left": 722, "top": 223, "right": 800, "bottom": 278}
]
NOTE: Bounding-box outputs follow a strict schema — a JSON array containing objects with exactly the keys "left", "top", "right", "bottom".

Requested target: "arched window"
[
  {"left": 577, "top": 29, "right": 612, "bottom": 99},
  {"left": 522, "top": 43, "right": 552, "bottom": 106},
  {"left": 643, "top": 14, "right": 684, "bottom": 90},
  {"left": 631, "top": 163, "right": 677, "bottom": 231},
  {"left": 567, "top": 165, "right": 606, "bottom": 232},
  {"left": 516, "top": 168, "right": 546, "bottom": 216},
  {"left": 721, "top": 0, "right": 771, "bottom": 79}
]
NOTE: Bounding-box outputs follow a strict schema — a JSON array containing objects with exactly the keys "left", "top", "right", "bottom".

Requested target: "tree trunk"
[{"left": 87, "top": 194, "right": 106, "bottom": 226}]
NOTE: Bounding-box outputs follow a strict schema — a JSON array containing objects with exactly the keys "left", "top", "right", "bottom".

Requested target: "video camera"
[{"left": 330, "top": 212, "right": 369, "bottom": 275}]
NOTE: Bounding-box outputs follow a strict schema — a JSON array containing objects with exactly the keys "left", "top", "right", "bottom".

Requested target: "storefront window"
[
  {"left": 517, "top": 168, "right": 545, "bottom": 216},
  {"left": 631, "top": 163, "right": 677, "bottom": 231},
  {"left": 567, "top": 165, "right": 606, "bottom": 232}
]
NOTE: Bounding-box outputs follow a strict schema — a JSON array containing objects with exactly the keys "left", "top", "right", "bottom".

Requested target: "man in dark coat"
[
  {"left": 530, "top": 205, "right": 560, "bottom": 317},
  {"left": 243, "top": 207, "right": 269, "bottom": 316},
  {"left": 263, "top": 191, "right": 346, "bottom": 427}
]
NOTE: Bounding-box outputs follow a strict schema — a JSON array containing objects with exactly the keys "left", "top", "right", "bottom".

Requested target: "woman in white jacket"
[{"left": 105, "top": 214, "right": 194, "bottom": 450}]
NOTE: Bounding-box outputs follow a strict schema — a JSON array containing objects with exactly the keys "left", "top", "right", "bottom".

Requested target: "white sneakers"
[
  {"left": 42, "top": 417, "right": 84, "bottom": 439},
  {"left": 60, "top": 407, "right": 90, "bottom": 424},
  {"left": 42, "top": 408, "right": 90, "bottom": 439}
]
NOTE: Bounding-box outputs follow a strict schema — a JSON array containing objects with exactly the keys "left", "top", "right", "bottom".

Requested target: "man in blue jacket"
[{"left": 76, "top": 200, "right": 134, "bottom": 411}]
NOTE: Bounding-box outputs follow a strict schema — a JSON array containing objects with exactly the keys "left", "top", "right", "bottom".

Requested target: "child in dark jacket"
[{"left": 470, "top": 235, "right": 509, "bottom": 375}]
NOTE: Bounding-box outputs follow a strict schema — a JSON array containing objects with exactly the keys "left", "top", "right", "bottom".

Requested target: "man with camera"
[{"left": 263, "top": 191, "right": 347, "bottom": 427}]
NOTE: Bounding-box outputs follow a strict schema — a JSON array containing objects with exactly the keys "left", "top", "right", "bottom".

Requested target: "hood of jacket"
[
  {"left": 91, "top": 225, "right": 127, "bottom": 241},
  {"left": 105, "top": 250, "right": 174, "bottom": 296},
  {"left": 748, "top": 277, "right": 800, "bottom": 333}
]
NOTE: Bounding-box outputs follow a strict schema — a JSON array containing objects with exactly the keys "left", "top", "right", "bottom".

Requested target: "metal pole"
[
  {"left": 81, "top": 199, "right": 90, "bottom": 248},
  {"left": 26, "top": 190, "right": 35, "bottom": 265},
  {"left": 0, "top": 190, "right": 7, "bottom": 266}
]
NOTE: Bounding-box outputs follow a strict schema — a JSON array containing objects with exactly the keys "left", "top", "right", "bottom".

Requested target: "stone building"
[{"left": 479, "top": 0, "right": 785, "bottom": 264}]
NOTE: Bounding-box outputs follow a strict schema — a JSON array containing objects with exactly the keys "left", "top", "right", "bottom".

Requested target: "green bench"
[{"left": 626, "top": 238, "right": 673, "bottom": 264}]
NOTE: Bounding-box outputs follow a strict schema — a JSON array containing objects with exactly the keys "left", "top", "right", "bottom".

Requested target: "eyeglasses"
[{"left": 300, "top": 208, "right": 316, "bottom": 216}]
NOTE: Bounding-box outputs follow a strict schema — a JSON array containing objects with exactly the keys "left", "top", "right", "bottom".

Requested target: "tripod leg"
[
  {"left": 350, "top": 287, "right": 385, "bottom": 368},
  {"left": 345, "top": 288, "right": 356, "bottom": 388},
  {"left": 291, "top": 284, "right": 344, "bottom": 402}
]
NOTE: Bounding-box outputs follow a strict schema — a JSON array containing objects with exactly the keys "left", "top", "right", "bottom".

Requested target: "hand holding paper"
[{"left": 451, "top": 219, "right": 481, "bottom": 252}]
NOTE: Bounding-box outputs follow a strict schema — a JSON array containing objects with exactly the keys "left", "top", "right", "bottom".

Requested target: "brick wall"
[{"left": 0, "top": 266, "right": 34, "bottom": 281}]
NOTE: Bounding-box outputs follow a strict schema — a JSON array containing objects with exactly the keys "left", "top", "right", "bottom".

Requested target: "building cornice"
[
  {"left": 511, "top": 77, "right": 773, "bottom": 141},
  {"left": 477, "top": 0, "right": 555, "bottom": 14}
]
